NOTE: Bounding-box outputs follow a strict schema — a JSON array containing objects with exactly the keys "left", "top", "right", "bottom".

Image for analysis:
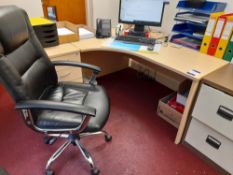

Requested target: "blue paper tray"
[
  {"left": 170, "top": 34, "right": 202, "bottom": 51},
  {"left": 177, "top": 1, "right": 226, "bottom": 14},
  {"left": 172, "top": 23, "right": 206, "bottom": 40}
]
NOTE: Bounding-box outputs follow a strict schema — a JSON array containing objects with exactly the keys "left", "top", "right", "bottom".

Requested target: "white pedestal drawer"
[
  {"left": 192, "top": 84, "right": 233, "bottom": 141},
  {"left": 185, "top": 118, "right": 233, "bottom": 174}
]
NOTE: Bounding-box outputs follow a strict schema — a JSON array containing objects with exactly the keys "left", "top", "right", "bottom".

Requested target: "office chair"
[{"left": 0, "top": 6, "right": 112, "bottom": 175}]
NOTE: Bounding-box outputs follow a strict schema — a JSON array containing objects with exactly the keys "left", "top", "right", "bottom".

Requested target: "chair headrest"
[{"left": 0, "top": 6, "right": 29, "bottom": 54}]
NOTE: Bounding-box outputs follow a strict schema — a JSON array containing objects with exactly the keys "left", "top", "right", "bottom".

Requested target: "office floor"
[{"left": 0, "top": 68, "right": 218, "bottom": 175}]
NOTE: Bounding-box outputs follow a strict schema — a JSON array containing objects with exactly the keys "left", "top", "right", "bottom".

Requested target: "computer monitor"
[{"left": 119, "top": 0, "right": 165, "bottom": 34}]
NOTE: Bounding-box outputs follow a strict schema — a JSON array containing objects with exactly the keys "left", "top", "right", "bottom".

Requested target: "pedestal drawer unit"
[
  {"left": 45, "top": 43, "right": 83, "bottom": 83},
  {"left": 186, "top": 118, "right": 233, "bottom": 174},
  {"left": 185, "top": 83, "right": 233, "bottom": 174},
  {"left": 192, "top": 84, "right": 233, "bottom": 141}
]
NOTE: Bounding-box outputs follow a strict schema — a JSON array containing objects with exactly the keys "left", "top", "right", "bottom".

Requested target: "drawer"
[
  {"left": 192, "top": 84, "right": 233, "bottom": 141},
  {"left": 185, "top": 118, "right": 233, "bottom": 174}
]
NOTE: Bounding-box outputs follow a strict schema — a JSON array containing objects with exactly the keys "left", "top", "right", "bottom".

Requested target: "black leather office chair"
[{"left": 0, "top": 6, "right": 111, "bottom": 175}]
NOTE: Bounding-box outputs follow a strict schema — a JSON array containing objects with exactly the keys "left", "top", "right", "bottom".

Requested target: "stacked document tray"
[
  {"left": 30, "top": 18, "right": 59, "bottom": 48},
  {"left": 171, "top": 0, "right": 226, "bottom": 50}
]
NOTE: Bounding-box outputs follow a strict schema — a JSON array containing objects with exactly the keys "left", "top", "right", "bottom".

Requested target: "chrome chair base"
[{"left": 45, "top": 130, "right": 112, "bottom": 175}]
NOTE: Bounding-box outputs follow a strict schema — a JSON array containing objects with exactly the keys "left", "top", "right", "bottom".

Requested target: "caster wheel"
[
  {"left": 91, "top": 168, "right": 100, "bottom": 175},
  {"left": 45, "top": 170, "right": 54, "bottom": 175},
  {"left": 105, "top": 134, "right": 112, "bottom": 142}
]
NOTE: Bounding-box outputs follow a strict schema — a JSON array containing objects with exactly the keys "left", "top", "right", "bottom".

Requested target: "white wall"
[
  {"left": 91, "top": 0, "right": 233, "bottom": 34},
  {"left": 0, "top": 0, "right": 43, "bottom": 17},
  {"left": 92, "top": 0, "right": 119, "bottom": 28},
  {"left": 86, "top": 0, "right": 94, "bottom": 27}
]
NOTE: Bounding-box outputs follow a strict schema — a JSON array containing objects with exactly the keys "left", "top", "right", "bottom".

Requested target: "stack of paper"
[
  {"left": 175, "top": 13, "right": 209, "bottom": 25},
  {"left": 79, "top": 28, "right": 95, "bottom": 39},
  {"left": 57, "top": 27, "right": 74, "bottom": 36},
  {"left": 172, "top": 37, "right": 202, "bottom": 49}
]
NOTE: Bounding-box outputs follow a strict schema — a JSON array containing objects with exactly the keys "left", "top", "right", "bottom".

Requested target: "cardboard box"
[
  {"left": 157, "top": 93, "right": 182, "bottom": 128},
  {"left": 156, "top": 71, "right": 191, "bottom": 92},
  {"left": 56, "top": 21, "right": 79, "bottom": 44}
]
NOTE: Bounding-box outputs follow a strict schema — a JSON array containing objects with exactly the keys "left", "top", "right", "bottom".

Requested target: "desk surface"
[
  {"left": 204, "top": 64, "right": 233, "bottom": 96},
  {"left": 71, "top": 38, "right": 228, "bottom": 80}
]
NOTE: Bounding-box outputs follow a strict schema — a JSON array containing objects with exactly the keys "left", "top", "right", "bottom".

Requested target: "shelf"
[
  {"left": 177, "top": 1, "right": 227, "bottom": 14},
  {"left": 172, "top": 23, "right": 206, "bottom": 40},
  {"left": 171, "top": 34, "right": 202, "bottom": 51},
  {"left": 175, "top": 12, "right": 209, "bottom": 26},
  {"left": 171, "top": 0, "right": 226, "bottom": 51}
]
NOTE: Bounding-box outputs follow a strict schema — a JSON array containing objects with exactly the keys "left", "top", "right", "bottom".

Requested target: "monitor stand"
[{"left": 128, "top": 24, "right": 147, "bottom": 37}]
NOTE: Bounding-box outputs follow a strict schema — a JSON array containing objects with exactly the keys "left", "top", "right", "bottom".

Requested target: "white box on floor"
[{"left": 177, "top": 91, "right": 189, "bottom": 106}]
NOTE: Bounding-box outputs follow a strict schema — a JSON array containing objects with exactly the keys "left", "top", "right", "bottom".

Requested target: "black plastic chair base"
[{"left": 105, "top": 134, "right": 112, "bottom": 142}]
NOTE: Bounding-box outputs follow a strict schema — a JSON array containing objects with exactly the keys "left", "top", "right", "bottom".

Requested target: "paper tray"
[{"left": 172, "top": 23, "right": 205, "bottom": 40}]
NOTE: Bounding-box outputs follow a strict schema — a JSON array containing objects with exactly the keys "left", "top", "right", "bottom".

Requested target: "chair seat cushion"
[{"left": 34, "top": 82, "right": 110, "bottom": 132}]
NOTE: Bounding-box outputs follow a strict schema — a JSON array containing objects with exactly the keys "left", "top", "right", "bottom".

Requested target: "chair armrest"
[
  {"left": 52, "top": 60, "right": 102, "bottom": 74},
  {"left": 16, "top": 100, "right": 96, "bottom": 117}
]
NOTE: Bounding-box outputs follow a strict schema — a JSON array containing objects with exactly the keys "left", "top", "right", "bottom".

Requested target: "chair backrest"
[{"left": 0, "top": 6, "right": 58, "bottom": 102}]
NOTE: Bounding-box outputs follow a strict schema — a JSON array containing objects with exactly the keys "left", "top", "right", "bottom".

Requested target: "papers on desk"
[
  {"left": 79, "top": 28, "right": 95, "bottom": 39},
  {"left": 57, "top": 27, "right": 74, "bottom": 36},
  {"left": 106, "top": 40, "right": 141, "bottom": 51},
  {"left": 104, "top": 39, "right": 161, "bottom": 53},
  {"left": 140, "top": 45, "right": 161, "bottom": 53}
]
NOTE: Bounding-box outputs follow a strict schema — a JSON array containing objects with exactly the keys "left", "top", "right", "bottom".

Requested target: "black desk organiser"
[
  {"left": 33, "top": 23, "right": 59, "bottom": 48},
  {"left": 170, "top": 0, "right": 227, "bottom": 50}
]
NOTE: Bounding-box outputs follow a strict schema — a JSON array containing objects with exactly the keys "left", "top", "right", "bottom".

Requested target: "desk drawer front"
[
  {"left": 185, "top": 118, "right": 233, "bottom": 174},
  {"left": 192, "top": 84, "right": 233, "bottom": 141}
]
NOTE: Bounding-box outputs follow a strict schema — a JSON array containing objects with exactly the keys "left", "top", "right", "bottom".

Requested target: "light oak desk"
[{"left": 45, "top": 38, "right": 228, "bottom": 144}]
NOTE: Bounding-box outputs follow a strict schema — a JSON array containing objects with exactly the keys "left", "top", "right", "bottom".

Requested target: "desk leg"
[{"left": 175, "top": 80, "right": 200, "bottom": 144}]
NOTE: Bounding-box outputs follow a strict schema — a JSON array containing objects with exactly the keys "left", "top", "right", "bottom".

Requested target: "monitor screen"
[{"left": 119, "top": 0, "right": 165, "bottom": 26}]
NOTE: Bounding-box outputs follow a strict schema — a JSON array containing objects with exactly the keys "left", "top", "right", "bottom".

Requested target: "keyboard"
[{"left": 115, "top": 35, "right": 156, "bottom": 46}]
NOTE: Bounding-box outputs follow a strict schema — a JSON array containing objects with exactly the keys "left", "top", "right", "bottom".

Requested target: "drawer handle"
[
  {"left": 217, "top": 105, "right": 233, "bottom": 121},
  {"left": 206, "top": 135, "right": 221, "bottom": 150}
]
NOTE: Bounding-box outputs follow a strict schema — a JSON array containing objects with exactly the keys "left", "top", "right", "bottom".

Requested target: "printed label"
[
  {"left": 221, "top": 21, "right": 233, "bottom": 40},
  {"left": 213, "top": 19, "right": 225, "bottom": 38},
  {"left": 205, "top": 19, "right": 216, "bottom": 36}
]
